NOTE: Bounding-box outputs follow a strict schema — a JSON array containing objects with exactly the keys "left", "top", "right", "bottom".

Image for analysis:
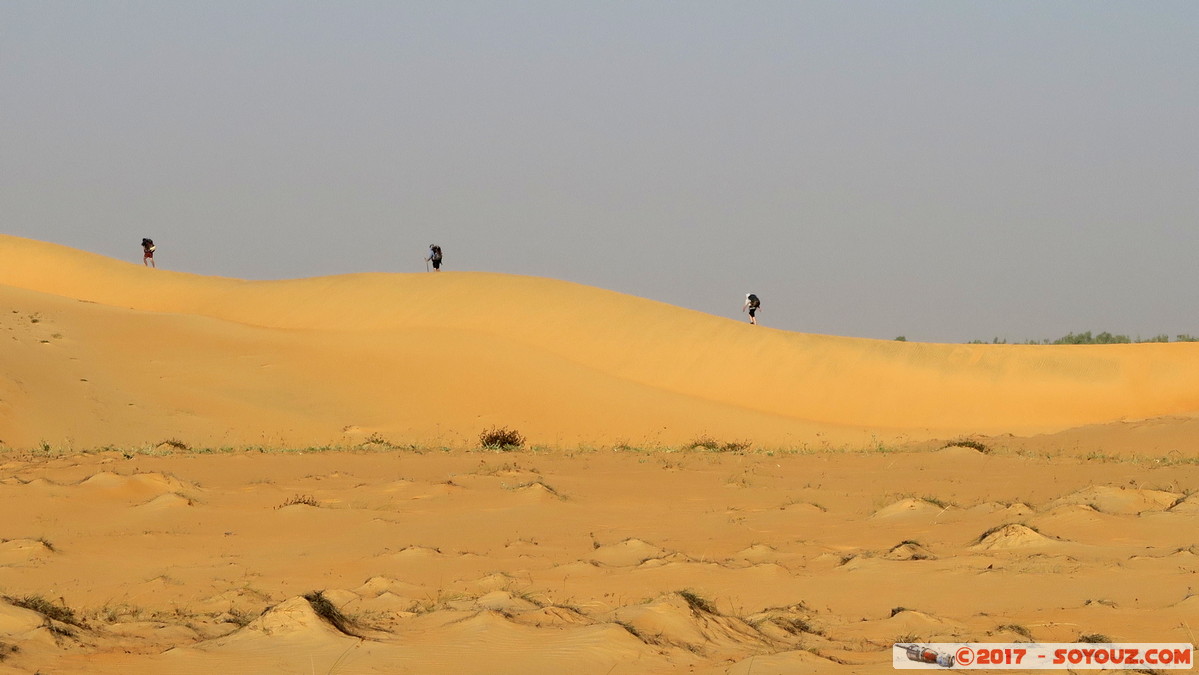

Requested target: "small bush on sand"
[
  {"left": 997, "top": 623, "right": 1034, "bottom": 640},
  {"left": 303, "top": 591, "right": 361, "bottom": 637},
  {"left": 276, "top": 494, "right": 319, "bottom": 509},
  {"left": 944, "top": 439, "right": 989, "bottom": 453},
  {"left": 677, "top": 590, "right": 718, "bottom": 615},
  {"left": 687, "top": 436, "right": 751, "bottom": 452},
  {"left": 479, "top": 426, "right": 525, "bottom": 450}
]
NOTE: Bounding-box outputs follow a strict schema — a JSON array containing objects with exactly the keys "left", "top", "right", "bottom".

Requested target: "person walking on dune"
[
  {"left": 425, "top": 244, "right": 443, "bottom": 272},
  {"left": 141, "top": 238, "right": 156, "bottom": 268},
  {"left": 742, "top": 293, "right": 761, "bottom": 325}
]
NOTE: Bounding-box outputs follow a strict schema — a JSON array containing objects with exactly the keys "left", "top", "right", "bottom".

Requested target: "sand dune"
[
  {"left": 2, "top": 234, "right": 1198, "bottom": 452},
  {"left": 1, "top": 236, "right": 1197, "bottom": 673}
]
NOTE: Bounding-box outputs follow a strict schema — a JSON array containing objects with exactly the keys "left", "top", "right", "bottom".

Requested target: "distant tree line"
[{"left": 964, "top": 331, "right": 1199, "bottom": 345}]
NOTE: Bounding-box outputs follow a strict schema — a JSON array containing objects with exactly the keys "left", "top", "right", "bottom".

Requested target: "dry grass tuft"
[
  {"left": 303, "top": 591, "right": 361, "bottom": 638},
  {"left": 479, "top": 426, "right": 525, "bottom": 450},
  {"left": 3, "top": 594, "right": 82, "bottom": 626},
  {"left": 687, "top": 436, "right": 752, "bottom": 452},
  {"left": 943, "top": 439, "right": 989, "bottom": 453},
  {"left": 677, "top": 590, "right": 719, "bottom": 615},
  {"left": 276, "top": 494, "right": 319, "bottom": 509}
]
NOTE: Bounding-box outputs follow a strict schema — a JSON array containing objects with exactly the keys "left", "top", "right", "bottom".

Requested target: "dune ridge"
[
  {"left": 2, "top": 234, "right": 1197, "bottom": 450},
  {"left": 2, "top": 236, "right": 1198, "bottom": 673}
]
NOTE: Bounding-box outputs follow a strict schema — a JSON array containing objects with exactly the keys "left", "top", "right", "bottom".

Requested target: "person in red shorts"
[{"left": 141, "top": 238, "right": 156, "bottom": 268}]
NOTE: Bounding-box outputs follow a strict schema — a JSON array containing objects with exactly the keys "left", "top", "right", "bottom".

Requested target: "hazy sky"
[{"left": 2, "top": 2, "right": 1196, "bottom": 342}]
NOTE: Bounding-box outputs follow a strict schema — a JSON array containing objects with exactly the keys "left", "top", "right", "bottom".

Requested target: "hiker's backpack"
[
  {"left": 431, "top": 245, "right": 442, "bottom": 262},
  {"left": 747, "top": 293, "right": 760, "bottom": 308},
  {"left": 142, "top": 238, "right": 154, "bottom": 248}
]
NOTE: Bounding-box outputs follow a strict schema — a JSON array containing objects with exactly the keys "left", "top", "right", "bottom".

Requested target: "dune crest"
[{"left": 2, "top": 235, "right": 1198, "bottom": 450}]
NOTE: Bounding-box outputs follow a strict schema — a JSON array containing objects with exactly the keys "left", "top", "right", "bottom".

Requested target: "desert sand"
[{"left": 0, "top": 234, "right": 1196, "bottom": 673}]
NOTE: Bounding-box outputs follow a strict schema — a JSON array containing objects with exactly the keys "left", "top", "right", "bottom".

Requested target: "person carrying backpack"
[
  {"left": 425, "top": 244, "right": 443, "bottom": 271},
  {"left": 742, "top": 293, "right": 761, "bottom": 325},
  {"left": 141, "top": 238, "right": 156, "bottom": 268}
]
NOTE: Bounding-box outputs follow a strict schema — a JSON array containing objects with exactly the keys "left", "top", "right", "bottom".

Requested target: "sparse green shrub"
[
  {"left": 362, "top": 432, "right": 393, "bottom": 447},
  {"left": 479, "top": 426, "right": 525, "bottom": 450}
]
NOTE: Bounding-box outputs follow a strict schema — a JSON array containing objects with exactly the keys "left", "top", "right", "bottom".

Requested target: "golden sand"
[{"left": 0, "top": 235, "right": 1195, "bottom": 673}]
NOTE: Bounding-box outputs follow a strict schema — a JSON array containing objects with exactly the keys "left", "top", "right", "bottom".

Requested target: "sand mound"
[
  {"left": 508, "top": 481, "right": 565, "bottom": 502},
  {"left": 78, "top": 472, "right": 194, "bottom": 501},
  {"left": 509, "top": 605, "right": 594, "bottom": 628},
  {"left": 971, "top": 524, "right": 1062, "bottom": 550},
  {"left": 1166, "top": 494, "right": 1199, "bottom": 513},
  {"left": 0, "top": 601, "right": 45, "bottom": 636},
  {"left": 872, "top": 498, "right": 947, "bottom": 519},
  {"left": 726, "top": 649, "right": 845, "bottom": 674},
  {"left": 1035, "top": 503, "right": 1111, "bottom": 523},
  {"left": 0, "top": 539, "right": 55, "bottom": 566},
  {"left": 968, "top": 501, "right": 1034, "bottom": 517},
  {"left": 733, "top": 544, "right": 780, "bottom": 563},
  {"left": 1053, "top": 485, "right": 1181, "bottom": 514},
  {"left": 883, "top": 541, "right": 936, "bottom": 561},
  {"left": 833, "top": 608, "right": 967, "bottom": 644},
  {"left": 236, "top": 596, "right": 357, "bottom": 639},
  {"left": 588, "top": 539, "right": 668, "bottom": 567},
  {"left": 135, "top": 493, "right": 193, "bottom": 510},
  {"left": 608, "top": 593, "right": 778, "bottom": 654}
]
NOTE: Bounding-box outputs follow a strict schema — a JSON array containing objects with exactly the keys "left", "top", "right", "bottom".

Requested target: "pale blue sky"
[{"left": 2, "top": 1, "right": 1196, "bottom": 342}]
